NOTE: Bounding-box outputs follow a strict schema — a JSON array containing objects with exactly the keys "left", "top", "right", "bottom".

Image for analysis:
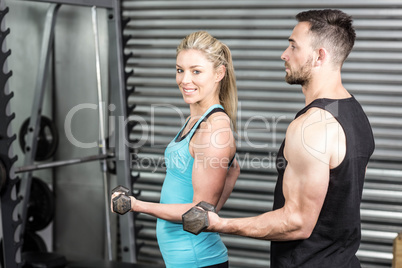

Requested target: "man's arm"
[{"left": 207, "top": 108, "right": 345, "bottom": 241}]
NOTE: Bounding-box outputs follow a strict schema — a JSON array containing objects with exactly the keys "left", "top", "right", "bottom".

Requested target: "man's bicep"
[
  {"left": 283, "top": 123, "right": 330, "bottom": 228},
  {"left": 283, "top": 156, "right": 329, "bottom": 211}
]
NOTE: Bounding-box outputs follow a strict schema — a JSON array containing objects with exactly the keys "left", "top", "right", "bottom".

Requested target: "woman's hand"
[{"left": 110, "top": 191, "right": 137, "bottom": 213}]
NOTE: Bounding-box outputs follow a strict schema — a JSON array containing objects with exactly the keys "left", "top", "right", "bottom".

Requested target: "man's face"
[{"left": 281, "top": 22, "right": 314, "bottom": 86}]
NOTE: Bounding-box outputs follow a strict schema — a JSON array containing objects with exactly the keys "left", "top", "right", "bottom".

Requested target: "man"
[{"left": 204, "top": 9, "right": 375, "bottom": 267}]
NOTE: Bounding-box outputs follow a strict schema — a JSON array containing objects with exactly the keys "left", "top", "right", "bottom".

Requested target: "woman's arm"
[
  {"left": 190, "top": 112, "right": 237, "bottom": 209},
  {"left": 111, "top": 112, "right": 237, "bottom": 222},
  {"left": 216, "top": 158, "right": 240, "bottom": 212}
]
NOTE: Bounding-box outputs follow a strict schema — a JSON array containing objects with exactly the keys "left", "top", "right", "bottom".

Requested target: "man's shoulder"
[
  {"left": 289, "top": 107, "right": 337, "bottom": 134},
  {"left": 287, "top": 108, "right": 340, "bottom": 151}
]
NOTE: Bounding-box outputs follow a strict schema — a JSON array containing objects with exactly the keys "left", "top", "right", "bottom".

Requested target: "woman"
[{"left": 112, "top": 31, "right": 239, "bottom": 268}]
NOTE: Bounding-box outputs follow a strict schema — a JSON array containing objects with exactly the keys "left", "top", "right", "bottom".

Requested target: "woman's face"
[{"left": 176, "top": 49, "right": 222, "bottom": 106}]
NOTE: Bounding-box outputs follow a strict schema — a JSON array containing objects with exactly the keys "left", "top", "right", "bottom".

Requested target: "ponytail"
[{"left": 219, "top": 43, "right": 238, "bottom": 132}]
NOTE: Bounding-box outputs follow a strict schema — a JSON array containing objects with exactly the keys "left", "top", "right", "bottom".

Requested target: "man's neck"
[{"left": 302, "top": 72, "right": 351, "bottom": 105}]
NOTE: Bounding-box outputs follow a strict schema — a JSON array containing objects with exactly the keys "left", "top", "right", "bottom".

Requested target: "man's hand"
[{"left": 206, "top": 211, "right": 221, "bottom": 232}]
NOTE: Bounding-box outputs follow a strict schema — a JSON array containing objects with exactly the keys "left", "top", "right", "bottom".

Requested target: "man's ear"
[
  {"left": 314, "top": 48, "right": 327, "bottom": 67},
  {"left": 216, "top": 65, "right": 226, "bottom": 82}
]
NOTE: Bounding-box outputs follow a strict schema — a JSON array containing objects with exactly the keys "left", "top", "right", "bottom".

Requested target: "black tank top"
[{"left": 271, "top": 96, "right": 375, "bottom": 268}]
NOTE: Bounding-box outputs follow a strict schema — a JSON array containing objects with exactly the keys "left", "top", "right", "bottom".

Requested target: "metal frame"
[
  {"left": 1, "top": 1, "right": 137, "bottom": 267},
  {"left": 15, "top": 153, "right": 113, "bottom": 173},
  {"left": 107, "top": 2, "right": 137, "bottom": 262},
  {"left": 0, "top": 3, "right": 21, "bottom": 268},
  {"left": 18, "top": 2, "right": 61, "bottom": 248},
  {"left": 20, "top": 0, "right": 113, "bottom": 8}
]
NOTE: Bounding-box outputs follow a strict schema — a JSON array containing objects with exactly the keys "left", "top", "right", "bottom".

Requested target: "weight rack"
[{"left": 0, "top": 0, "right": 139, "bottom": 267}]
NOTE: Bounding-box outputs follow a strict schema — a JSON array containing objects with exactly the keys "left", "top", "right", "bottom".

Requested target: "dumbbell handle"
[
  {"left": 196, "top": 201, "right": 216, "bottom": 213},
  {"left": 111, "top": 185, "right": 130, "bottom": 195}
]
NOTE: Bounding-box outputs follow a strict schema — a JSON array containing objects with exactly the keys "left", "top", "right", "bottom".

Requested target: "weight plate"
[
  {"left": 19, "top": 116, "right": 59, "bottom": 161},
  {"left": 17, "top": 177, "right": 55, "bottom": 231},
  {"left": 22, "top": 231, "right": 48, "bottom": 253},
  {"left": 0, "top": 231, "right": 47, "bottom": 267}
]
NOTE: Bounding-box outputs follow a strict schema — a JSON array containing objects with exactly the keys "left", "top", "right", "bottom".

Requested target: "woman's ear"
[{"left": 216, "top": 65, "right": 226, "bottom": 82}]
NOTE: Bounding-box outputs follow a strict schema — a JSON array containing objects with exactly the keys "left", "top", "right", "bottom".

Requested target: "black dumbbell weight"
[
  {"left": 111, "top": 185, "right": 131, "bottom": 215},
  {"left": 182, "top": 201, "right": 216, "bottom": 235}
]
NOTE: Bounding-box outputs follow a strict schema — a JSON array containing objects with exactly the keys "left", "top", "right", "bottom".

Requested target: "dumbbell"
[
  {"left": 182, "top": 201, "right": 216, "bottom": 235},
  {"left": 111, "top": 185, "right": 131, "bottom": 215}
]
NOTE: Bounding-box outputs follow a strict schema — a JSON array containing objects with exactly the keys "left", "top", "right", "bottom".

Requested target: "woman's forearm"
[
  {"left": 133, "top": 199, "right": 196, "bottom": 222},
  {"left": 216, "top": 161, "right": 240, "bottom": 212}
]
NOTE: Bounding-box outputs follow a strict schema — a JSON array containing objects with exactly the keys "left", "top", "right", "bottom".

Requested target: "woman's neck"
[{"left": 189, "top": 97, "right": 220, "bottom": 118}]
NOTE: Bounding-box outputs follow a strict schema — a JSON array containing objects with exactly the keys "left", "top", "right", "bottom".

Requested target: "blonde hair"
[{"left": 176, "top": 31, "right": 238, "bottom": 131}]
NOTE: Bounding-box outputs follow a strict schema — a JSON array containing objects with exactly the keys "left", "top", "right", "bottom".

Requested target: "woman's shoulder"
[
  {"left": 201, "top": 110, "right": 231, "bottom": 130},
  {"left": 194, "top": 111, "right": 233, "bottom": 145}
]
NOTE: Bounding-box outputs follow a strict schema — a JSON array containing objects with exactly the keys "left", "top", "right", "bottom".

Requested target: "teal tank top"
[{"left": 156, "top": 104, "right": 228, "bottom": 268}]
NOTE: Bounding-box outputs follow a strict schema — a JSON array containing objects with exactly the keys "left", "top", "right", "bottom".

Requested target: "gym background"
[{"left": 1, "top": 0, "right": 401, "bottom": 267}]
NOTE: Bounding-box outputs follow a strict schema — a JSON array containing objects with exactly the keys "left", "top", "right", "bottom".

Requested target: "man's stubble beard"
[{"left": 285, "top": 57, "right": 313, "bottom": 87}]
